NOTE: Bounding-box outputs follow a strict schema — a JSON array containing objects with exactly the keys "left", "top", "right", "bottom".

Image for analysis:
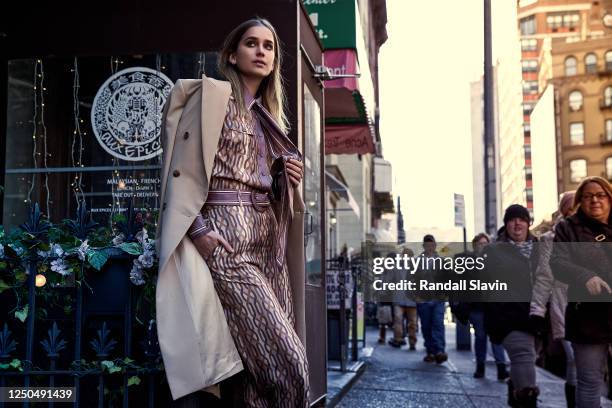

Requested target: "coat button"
[
  {"left": 173, "top": 170, "right": 180, "bottom": 177},
  {"left": 183, "top": 131, "right": 189, "bottom": 140}
]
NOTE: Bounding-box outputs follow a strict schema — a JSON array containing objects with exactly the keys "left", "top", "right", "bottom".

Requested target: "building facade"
[
  {"left": 517, "top": 0, "right": 609, "bottom": 213},
  {"left": 549, "top": 35, "right": 612, "bottom": 192}
]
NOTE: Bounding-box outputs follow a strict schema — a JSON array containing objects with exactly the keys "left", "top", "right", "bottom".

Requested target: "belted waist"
[{"left": 205, "top": 189, "right": 271, "bottom": 209}]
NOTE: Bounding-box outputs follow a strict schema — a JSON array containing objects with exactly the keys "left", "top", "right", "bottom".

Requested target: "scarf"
[{"left": 251, "top": 100, "right": 302, "bottom": 271}]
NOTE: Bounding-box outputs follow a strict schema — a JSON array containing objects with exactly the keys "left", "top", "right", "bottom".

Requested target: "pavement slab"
[{"left": 332, "top": 324, "right": 612, "bottom": 407}]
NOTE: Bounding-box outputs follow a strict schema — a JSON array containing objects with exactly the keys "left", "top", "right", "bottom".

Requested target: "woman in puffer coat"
[{"left": 550, "top": 176, "right": 612, "bottom": 408}]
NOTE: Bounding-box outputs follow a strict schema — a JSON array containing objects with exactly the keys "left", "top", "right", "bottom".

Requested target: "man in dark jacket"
[{"left": 483, "top": 204, "right": 541, "bottom": 407}]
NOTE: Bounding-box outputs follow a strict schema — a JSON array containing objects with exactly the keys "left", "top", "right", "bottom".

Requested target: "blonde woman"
[{"left": 156, "top": 18, "right": 309, "bottom": 407}]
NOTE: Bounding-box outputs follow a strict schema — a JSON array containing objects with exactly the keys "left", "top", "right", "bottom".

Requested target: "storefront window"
[
  {"left": 303, "top": 85, "right": 322, "bottom": 286},
  {"left": 3, "top": 53, "right": 218, "bottom": 230}
]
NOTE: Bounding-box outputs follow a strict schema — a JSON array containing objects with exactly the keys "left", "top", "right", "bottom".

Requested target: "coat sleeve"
[
  {"left": 530, "top": 236, "right": 553, "bottom": 317},
  {"left": 550, "top": 221, "right": 597, "bottom": 287}
]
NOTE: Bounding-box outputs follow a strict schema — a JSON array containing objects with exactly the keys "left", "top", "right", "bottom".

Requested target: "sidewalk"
[{"left": 334, "top": 324, "right": 612, "bottom": 408}]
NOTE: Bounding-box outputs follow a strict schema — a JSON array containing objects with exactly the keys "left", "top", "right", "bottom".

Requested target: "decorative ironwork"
[{"left": 64, "top": 201, "right": 99, "bottom": 240}]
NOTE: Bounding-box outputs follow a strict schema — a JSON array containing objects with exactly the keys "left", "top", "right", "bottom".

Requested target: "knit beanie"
[{"left": 503, "top": 204, "right": 531, "bottom": 225}]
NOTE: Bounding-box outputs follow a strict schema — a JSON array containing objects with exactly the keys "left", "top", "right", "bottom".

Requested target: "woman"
[
  {"left": 551, "top": 176, "right": 612, "bottom": 408},
  {"left": 483, "top": 204, "right": 540, "bottom": 407},
  {"left": 530, "top": 191, "right": 577, "bottom": 407},
  {"left": 156, "top": 18, "right": 309, "bottom": 407}
]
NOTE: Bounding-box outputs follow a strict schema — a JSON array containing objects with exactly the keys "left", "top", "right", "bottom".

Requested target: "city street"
[{"left": 336, "top": 325, "right": 612, "bottom": 408}]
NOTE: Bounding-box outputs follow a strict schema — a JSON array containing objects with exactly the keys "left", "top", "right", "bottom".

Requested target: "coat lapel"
[{"left": 201, "top": 76, "right": 231, "bottom": 184}]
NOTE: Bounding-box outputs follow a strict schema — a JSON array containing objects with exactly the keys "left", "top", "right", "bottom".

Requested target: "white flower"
[
  {"left": 10, "top": 245, "right": 25, "bottom": 257},
  {"left": 130, "top": 260, "right": 145, "bottom": 285},
  {"left": 50, "top": 258, "right": 70, "bottom": 276},
  {"left": 112, "top": 233, "right": 125, "bottom": 246},
  {"left": 77, "top": 239, "right": 89, "bottom": 261},
  {"left": 136, "top": 228, "right": 148, "bottom": 245},
  {"left": 37, "top": 249, "right": 49, "bottom": 258},
  {"left": 138, "top": 252, "right": 154, "bottom": 269},
  {"left": 51, "top": 243, "right": 64, "bottom": 258}
]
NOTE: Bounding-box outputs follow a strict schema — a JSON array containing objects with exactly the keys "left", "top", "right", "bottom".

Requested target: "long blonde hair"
[{"left": 218, "top": 18, "right": 289, "bottom": 132}]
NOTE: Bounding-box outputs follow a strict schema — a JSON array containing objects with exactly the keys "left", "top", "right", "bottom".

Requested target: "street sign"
[{"left": 454, "top": 193, "right": 465, "bottom": 228}]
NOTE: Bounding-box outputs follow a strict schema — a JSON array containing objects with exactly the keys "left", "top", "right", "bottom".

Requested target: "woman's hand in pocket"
[{"left": 192, "top": 231, "right": 234, "bottom": 260}]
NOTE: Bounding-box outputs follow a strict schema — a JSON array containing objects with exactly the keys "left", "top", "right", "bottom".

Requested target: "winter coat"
[
  {"left": 530, "top": 230, "right": 568, "bottom": 341},
  {"left": 155, "top": 76, "right": 306, "bottom": 399},
  {"left": 483, "top": 228, "right": 540, "bottom": 344},
  {"left": 550, "top": 209, "right": 612, "bottom": 344}
]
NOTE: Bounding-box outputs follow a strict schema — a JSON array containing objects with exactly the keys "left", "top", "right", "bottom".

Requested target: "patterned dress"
[{"left": 202, "top": 94, "right": 309, "bottom": 407}]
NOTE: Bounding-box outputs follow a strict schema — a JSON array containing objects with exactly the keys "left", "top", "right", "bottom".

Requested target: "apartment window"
[
  {"left": 606, "top": 51, "right": 612, "bottom": 71},
  {"left": 521, "top": 38, "right": 538, "bottom": 52},
  {"left": 522, "top": 80, "right": 538, "bottom": 94},
  {"left": 523, "top": 103, "right": 535, "bottom": 116},
  {"left": 565, "top": 57, "right": 577, "bottom": 76},
  {"left": 569, "top": 90, "right": 583, "bottom": 111},
  {"left": 606, "top": 119, "right": 612, "bottom": 142},
  {"left": 523, "top": 123, "right": 531, "bottom": 133},
  {"left": 520, "top": 16, "right": 536, "bottom": 35},
  {"left": 585, "top": 53, "right": 598, "bottom": 73},
  {"left": 607, "top": 157, "right": 612, "bottom": 180},
  {"left": 522, "top": 59, "right": 538, "bottom": 72},
  {"left": 547, "top": 13, "right": 579, "bottom": 29},
  {"left": 569, "top": 122, "right": 584, "bottom": 145},
  {"left": 570, "top": 159, "right": 587, "bottom": 183},
  {"left": 524, "top": 144, "right": 532, "bottom": 157},
  {"left": 605, "top": 86, "right": 612, "bottom": 107}
]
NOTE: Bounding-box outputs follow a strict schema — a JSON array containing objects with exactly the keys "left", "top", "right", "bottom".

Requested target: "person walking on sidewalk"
[
  {"left": 452, "top": 233, "right": 509, "bottom": 380},
  {"left": 483, "top": 204, "right": 541, "bottom": 407},
  {"left": 530, "top": 191, "right": 577, "bottom": 407},
  {"left": 416, "top": 235, "right": 447, "bottom": 364},
  {"left": 389, "top": 247, "right": 419, "bottom": 350},
  {"left": 551, "top": 177, "right": 612, "bottom": 408}
]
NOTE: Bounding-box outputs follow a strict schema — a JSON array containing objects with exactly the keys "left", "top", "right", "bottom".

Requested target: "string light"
[
  {"left": 110, "top": 56, "right": 120, "bottom": 224},
  {"left": 71, "top": 57, "right": 85, "bottom": 206},
  {"left": 27, "top": 59, "right": 41, "bottom": 204},
  {"left": 39, "top": 60, "right": 51, "bottom": 215}
]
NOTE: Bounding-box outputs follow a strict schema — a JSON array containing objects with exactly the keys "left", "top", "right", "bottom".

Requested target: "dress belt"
[{"left": 205, "top": 189, "right": 271, "bottom": 210}]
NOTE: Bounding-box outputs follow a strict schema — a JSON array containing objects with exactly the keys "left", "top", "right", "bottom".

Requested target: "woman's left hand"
[{"left": 286, "top": 159, "right": 304, "bottom": 188}]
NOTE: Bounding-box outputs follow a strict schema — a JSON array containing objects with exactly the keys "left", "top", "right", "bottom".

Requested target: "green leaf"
[
  {"left": 0, "top": 279, "right": 9, "bottom": 293},
  {"left": 109, "top": 365, "right": 122, "bottom": 374},
  {"left": 9, "top": 359, "right": 21, "bottom": 369},
  {"left": 127, "top": 376, "right": 141, "bottom": 387},
  {"left": 87, "top": 250, "right": 109, "bottom": 271},
  {"left": 100, "top": 360, "right": 115, "bottom": 372},
  {"left": 0, "top": 363, "right": 9, "bottom": 370},
  {"left": 0, "top": 262, "right": 6, "bottom": 270},
  {"left": 123, "top": 357, "right": 134, "bottom": 365},
  {"left": 119, "top": 242, "right": 142, "bottom": 255},
  {"left": 15, "top": 305, "right": 28, "bottom": 322}
]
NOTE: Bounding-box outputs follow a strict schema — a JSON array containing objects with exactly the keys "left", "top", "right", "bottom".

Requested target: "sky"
[{"left": 379, "top": 0, "right": 485, "bottom": 240}]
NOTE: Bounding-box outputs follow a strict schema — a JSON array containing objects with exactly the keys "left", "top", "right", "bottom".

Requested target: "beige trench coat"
[{"left": 155, "top": 76, "right": 307, "bottom": 400}]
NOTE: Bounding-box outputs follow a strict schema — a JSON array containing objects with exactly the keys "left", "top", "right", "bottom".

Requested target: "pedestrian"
[
  {"left": 483, "top": 204, "right": 541, "bottom": 407},
  {"left": 530, "top": 191, "right": 577, "bottom": 407},
  {"left": 388, "top": 247, "right": 419, "bottom": 350},
  {"left": 452, "top": 233, "right": 509, "bottom": 380},
  {"left": 550, "top": 176, "right": 612, "bottom": 408},
  {"left": 416, "top": 235, "right": 448, "bottom": 364},
  {"left": 156, "top": 18, "right": 309, "bottom": 407}
]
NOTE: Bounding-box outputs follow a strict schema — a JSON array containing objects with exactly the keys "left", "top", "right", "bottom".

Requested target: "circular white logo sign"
[{"left": 91, "top": 67, "right": 173, "bottom": 161}]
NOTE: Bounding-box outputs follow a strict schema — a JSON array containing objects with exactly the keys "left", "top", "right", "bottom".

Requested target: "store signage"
[
  {"left": 91, "top": 67, "right": 173, "bottom": 162},
  {"left": 304, "top": 0, "right": 356, "bottom": 49}
]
